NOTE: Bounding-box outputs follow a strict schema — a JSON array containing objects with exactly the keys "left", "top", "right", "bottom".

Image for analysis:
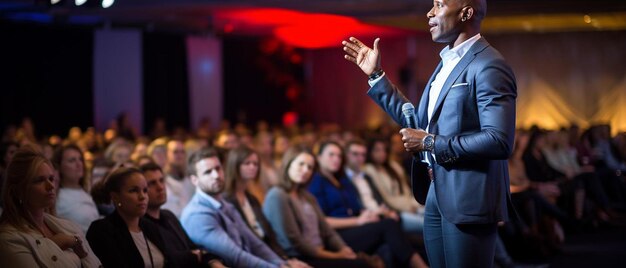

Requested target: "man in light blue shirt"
[{"left": 181, "top": 148, "right": 308, "bottom": 268}]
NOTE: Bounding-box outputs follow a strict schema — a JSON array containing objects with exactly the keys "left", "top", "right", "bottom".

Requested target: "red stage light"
[{"left": 214, "top": 8, "right": 407, "bottom": 49}]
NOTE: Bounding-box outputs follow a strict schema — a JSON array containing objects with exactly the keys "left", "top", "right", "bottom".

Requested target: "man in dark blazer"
[
  {"left": 140, "top": 162, "right": 225, "bottom": 268},
  {"left": 342, "top": 0, "right": 517, "bottom": 267}
]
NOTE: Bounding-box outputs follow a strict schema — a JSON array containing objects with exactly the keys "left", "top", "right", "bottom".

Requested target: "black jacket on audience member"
[
  {"left": 144, "top": 209, "right": 220, "bottom": 267},
  {"left": 87, "top": 210, "right": 176, "bottom": 267}
]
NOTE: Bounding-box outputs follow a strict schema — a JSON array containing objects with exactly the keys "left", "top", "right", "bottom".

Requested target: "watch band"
[{"left": 368, "top": 69, "right": 384, "bottom": 80}]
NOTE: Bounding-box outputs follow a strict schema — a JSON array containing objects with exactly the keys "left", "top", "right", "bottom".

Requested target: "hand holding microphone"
[
  {"left": 402, "top": 103, "right": 418, "bottom": 129},
  {"left": 400, "top": 103, "right": 431, "bottom": 153}
]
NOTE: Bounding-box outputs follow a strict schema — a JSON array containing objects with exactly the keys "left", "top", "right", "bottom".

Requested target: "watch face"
[{"left": 424, "top": 135, "right": 434, "bottom": 150}]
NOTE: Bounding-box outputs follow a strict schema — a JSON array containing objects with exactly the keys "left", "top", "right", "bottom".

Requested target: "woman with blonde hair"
[
  {"left": 0, "top": 146, "right": 101, "bottom": 267},
  {"left": 52, "top": 143, "right": 100, "bottom": 233}
]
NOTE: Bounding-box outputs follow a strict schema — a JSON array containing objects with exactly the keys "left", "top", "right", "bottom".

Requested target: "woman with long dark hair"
[
  {"left": 308, "top": 140, "right": 428, "bottom": 268},
  {"left": 363, "top": 138, "right": 424, "bottom": 233},
  {"left": 263, "top": 145, "right": 372, "bottom": 267},
  {"left": 223, "top": 145, "right": 286, "bottom": 258}
]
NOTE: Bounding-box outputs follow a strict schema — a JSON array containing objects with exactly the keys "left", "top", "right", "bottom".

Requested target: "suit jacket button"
[
  {"left": 51, "top": 255, "right": 58, "bottom": 261},
  {"left": 35, "top": 240, "right": 41, "bottom": 245}
]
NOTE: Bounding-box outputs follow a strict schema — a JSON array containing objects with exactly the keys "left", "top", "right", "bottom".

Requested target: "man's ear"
[
  {"left": 461, "top": 6, "right": 474, "bottom": 22},
  {"left": 190, "top": 175, "right": 198, "bottom": 187}
]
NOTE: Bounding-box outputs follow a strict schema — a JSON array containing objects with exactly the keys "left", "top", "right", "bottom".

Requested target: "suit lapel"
[
  {"left": 428, "top": 38, "right": 489, "bottom": 129},
  {"left": 418, "top": 62, "right": 442, "bottom": 129}
]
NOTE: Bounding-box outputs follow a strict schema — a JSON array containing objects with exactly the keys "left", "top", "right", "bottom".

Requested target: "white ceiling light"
[{"left": 102, "top": 0, "right": 114, "bottom": 8}]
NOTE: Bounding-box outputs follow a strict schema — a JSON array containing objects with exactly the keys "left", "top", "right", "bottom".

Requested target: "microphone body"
[{"left": 402, "top": 102, "right": 418, "bottom": 129}]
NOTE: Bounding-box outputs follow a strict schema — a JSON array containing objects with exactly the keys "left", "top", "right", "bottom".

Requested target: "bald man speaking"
[{"left": 343, "top": 0, "right": 517, "bottom": 266}]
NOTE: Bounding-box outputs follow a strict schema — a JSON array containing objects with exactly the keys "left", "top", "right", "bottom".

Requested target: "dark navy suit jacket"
[{"left": 368, "top": 37, "right": 517, "bottom": 225}]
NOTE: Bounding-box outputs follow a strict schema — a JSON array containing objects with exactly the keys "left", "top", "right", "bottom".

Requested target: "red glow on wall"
[
  {"left": 217, "top": 9, "right": 308, "bottom": 26},
  {"left": 214, "top": 8, "right": 406, "bottom": 49},
  {"left": 282, "top": 111, "right": 299, "bottom": 126},
  {"left": 223, "top": 23, "right": 234, "bottom": 33}
]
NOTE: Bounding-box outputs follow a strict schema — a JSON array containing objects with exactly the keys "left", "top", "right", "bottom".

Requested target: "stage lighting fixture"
[
  {"left": 102, "top": 0, "right": 114, "bottom": 8},
  {"left": 73, "top": 0, "right": 114, "bottom": 8}
]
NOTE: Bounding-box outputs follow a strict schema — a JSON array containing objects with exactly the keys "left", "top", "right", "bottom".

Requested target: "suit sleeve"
[
  {"left": 434, "top": 58, "right": 517, "bottom": 163},
  {"left": 182, "top": 208, "right": 279, "bottom": 268},
  {"left": 367, "top": 76, "right": 412, "bottom": 128}
]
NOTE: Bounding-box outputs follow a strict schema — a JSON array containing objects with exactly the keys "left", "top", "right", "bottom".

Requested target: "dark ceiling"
[{"left": 2, "top": 0, "right": 626, "bottom": 34}]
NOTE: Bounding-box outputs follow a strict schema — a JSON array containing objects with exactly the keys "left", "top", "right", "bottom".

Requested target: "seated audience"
[
  {"left": 53, "top": 144, "right": 100, "bottom": 233},
  {"left": 254, "top": 131, "right": 280, "bottom": 194},
  {"left": 544, "top": 129, "right": 612, "bottom": 222},
  {"left": 87, "top": 167, "right": 174, "bottom": 267},
  {"left": 140, "top": 162, "right": 226, "bottom": 268},
  {"left": 264, "top": 145, "right": 372, "bottom": 267},
  {"left": 180, "top": 148, "right": 308, "bottom": 268},
  {"left": 523, "top": 129, "right": 584, "bottom": 219},
  {"left": 344, "top": 139, "right": 398, "bottom": 222},
  {"left": 0, "top": 141, "right": 19, "bottom": 213},
  {"left": 0, "top": 146, "right": 101, "bottom": 267},
  {"left": 214, "top": 130, "right": 240, "bottom": 152},
  {"left": 308, "top": 140, "right": 428, "bottom": 268},
  {"left": 223, "top": 146, "right": 285, "bottom": 257},
  {"left": 163, "top": 139, "right": 193, "bottom": 218},
  {"left": 362, "top": 138, "right": 425, "bottom": 233}
]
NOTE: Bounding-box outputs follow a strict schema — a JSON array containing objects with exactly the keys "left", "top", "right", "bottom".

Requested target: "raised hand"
[{"left": 342, "top": 37, "right": 381, "bottom": 76}]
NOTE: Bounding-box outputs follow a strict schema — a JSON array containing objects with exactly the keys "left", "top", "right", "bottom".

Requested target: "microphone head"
[{"left": 402, "top": 102, "right": 415, "bottom": 117}]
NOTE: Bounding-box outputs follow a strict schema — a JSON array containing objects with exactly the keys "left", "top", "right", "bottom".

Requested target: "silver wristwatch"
[{"left": 422, "top": 134, "right": 435, "bottom": 152}]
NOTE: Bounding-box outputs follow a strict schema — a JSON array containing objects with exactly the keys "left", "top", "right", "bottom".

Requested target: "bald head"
[{"left": 427, "top": 0, "right": 487, "bottom": 46}]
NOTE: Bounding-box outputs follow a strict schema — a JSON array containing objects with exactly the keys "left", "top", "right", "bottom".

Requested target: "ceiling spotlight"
[
  {"left": 75, "top": 0, "right": 87, "bottom": 6},
  {"left": 50, "top": 0, "right": 63, "bottom": 4},
  {"left": 102, "top": 0, "right": 114, "bottom": 8}
]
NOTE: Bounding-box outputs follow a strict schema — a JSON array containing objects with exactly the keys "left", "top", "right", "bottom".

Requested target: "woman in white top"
[
  {"left": 0, "top": 145, "right": 101, "bottom": 268},
  {"left": 52, "top": 144, "right": 100, "bottom": 233},
  {"left": 363, "top": 138, "right": 425, "bottom": 233}
]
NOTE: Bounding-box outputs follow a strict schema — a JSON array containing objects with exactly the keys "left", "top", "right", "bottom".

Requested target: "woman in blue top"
[{"left": 308, "top": 141, "right": 428, "bottom": 268}]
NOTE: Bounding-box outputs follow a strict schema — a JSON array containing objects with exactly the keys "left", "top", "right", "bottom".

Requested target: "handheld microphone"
[{"left": 401, "top": 102, "right": 417, "bottom": 129}]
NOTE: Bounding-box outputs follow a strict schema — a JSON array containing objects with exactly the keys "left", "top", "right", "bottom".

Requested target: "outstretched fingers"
[
  {"left": 342, "top": 37, "right": 362, "bottom": 63},
  {"left": 373, "top": 38, "right": 380, "bottom": 52},
  {"left": 344, "top": 54, "right": 357, "bottom": 63},
  {"left": 342, "top": 38, "right": 362, "bottom": 52}
]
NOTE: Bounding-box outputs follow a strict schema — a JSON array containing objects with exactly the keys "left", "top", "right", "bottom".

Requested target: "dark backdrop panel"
[
  {"left": 223, "top": 37, "right": 303, "bottom": 126},
  {"left": 143, "top": 32, "right": 190, "bottom": 135},
  {"left": 0, "top": 22, "right": 93, "bottom": 139}
]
